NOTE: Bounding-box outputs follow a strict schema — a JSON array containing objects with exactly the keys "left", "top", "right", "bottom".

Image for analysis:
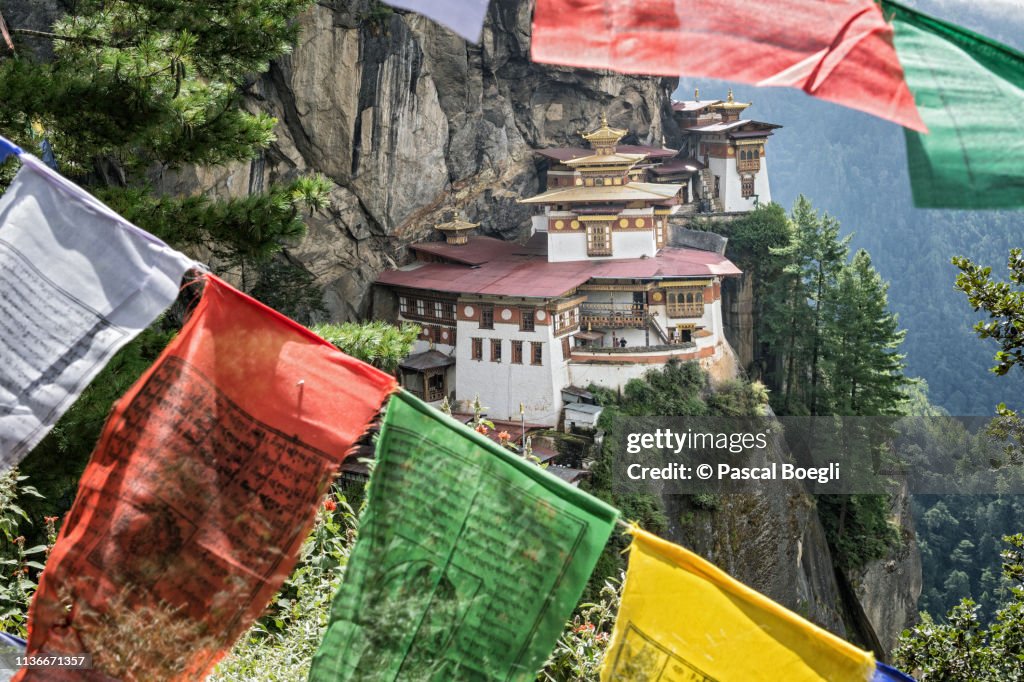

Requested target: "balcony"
[
  {"left": 570, "top": 341, "right": 701, "bottom": 364},
  {"left": 581, "top": 304, "right": 647, "bottom": 329},
  {"left": 666, "top": 303, "right": 704, "bottom": 318},
  {"left": 737, "top": 158, "right": 760, "bottom": 173}
]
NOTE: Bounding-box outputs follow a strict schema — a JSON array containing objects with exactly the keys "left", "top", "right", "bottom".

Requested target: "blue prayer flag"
[
  {"left": 0, "top": 135, "right": 21, "bottom": 162},
  {"left": 874, "top": 661, "right": 917, "bottom": 681}
]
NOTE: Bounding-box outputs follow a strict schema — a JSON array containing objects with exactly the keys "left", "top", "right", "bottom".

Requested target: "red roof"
[
  {"left": 536, "top": 144, "right": 677, "bottom": 162},
  {"left": 650, "top": 158, "right": 705, "bottom": 175},
  {"left": 378, "top": 236, "right": 741, "bottom": 298}
]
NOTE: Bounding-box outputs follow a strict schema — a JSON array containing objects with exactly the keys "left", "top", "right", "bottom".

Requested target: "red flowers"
[
  {"left": 475, "top": 424, "right": 489, "bottom": 435},
  {"left": 497, "top": 430, "right": 511, "bottom": 443},
  {"left": 323, "top": 498, "right": 337, "bottom": 512}
]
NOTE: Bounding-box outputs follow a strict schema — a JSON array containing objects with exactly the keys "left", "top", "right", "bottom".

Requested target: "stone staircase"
[{"left": 699, "top": 167, "right": 723, "bottom": 212}]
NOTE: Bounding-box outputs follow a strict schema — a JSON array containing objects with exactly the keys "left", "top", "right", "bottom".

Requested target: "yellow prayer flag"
[{"left": 601, "top": 528, "right": 875, "bottom": 682}]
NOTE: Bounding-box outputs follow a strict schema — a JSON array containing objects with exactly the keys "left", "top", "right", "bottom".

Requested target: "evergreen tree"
[
  {"left": 825, "top": 250, "right": 909, "bottom": 416},
  {"left": 762, "top": 196, "right": 850, "bottom": 414},
  {"left": 726, "top": 203, "right": 791, "bottom": 386},
  {"left": 2, "top": 1, "right": 334, "bottom": 537},
  {"left": 0, "top": 0, "right": 328, "bottom": 259},
  {"left": 896, "top": 534, "right": 1024, "bottom": 681}
]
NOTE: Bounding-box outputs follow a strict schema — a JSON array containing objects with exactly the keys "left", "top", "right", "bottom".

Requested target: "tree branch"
[{"left": 11, "top": 28, "right": 107, "bottom": 46}]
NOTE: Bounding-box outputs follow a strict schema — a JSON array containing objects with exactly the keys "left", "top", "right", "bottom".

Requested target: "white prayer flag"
[
  {"left": 382, "top": 0, "right": 490, "bottom": 43},
  {"left": 0, "top": 154, "right": 196, "bottom": 469}
]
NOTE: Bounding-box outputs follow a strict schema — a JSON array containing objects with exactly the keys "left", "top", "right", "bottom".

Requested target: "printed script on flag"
[
  {"left": 14, "top": 276, "right": 397, "bottom": 682},
  {"left": 887, "top": 1, "right": 1024, "bottom": 209},
  {"left": 0, "top": 155, "right": 194, "bottom": 469},
  {"left": 602, "top": 528, "right": 876, "bottom": 682},
  {"left": 309, "top": 391, "right": 618, "bottom": 682},
  {"left": 532, "top": 0, "right": 925, "bottom": 132}
]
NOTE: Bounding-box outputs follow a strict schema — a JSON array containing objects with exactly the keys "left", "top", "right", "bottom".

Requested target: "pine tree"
[
  {"left": 763, "top": 196, "right": 850, "bottom": 414},
  {"left": 0, "top": 0, "right": 328, "bottom": 259},
  {"left": 825, "top": 250, "right": 909, "bottom": 416},
  {"left": 2, "top": 0, "right": 334, "bottom": 536}
]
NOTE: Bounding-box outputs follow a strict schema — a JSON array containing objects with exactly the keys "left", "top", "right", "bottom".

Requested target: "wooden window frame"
[
  {"left": 491, "top": 338, "right": 502, "bottom": 362},
  {"left": 520, "top": 308, "right": 535, "bottom": 332},
  {"left": 586, "top": 222, "right": 612, "bottom": 257},
  {"left": 471, "top": 337, "right": 483, "bottom": 361},
  {"left": 480, "top": 304, "right": 494, "bottom": 330},
  {"left": 531, "top": 342, "right": 543, "bottom": 366},
  {"left": 511, "top": 340, "right": 523, "bottom": 364},
  {"left": 666, "top": 289, "right": 705, "bottom": 318},
  {"left": 741, "top": 177, "right": 755, "bottom": 198}
]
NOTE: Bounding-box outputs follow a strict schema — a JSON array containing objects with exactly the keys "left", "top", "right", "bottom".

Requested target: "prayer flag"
[
  {"left": 15, "top": 275, "right": 397, "bottom": 682},
  {"left": 602, "top": 528, "right": 876, "bottom": 681},
  {"left": 0, "top": 135, "right": 19, "bottom": 161},
  {"left": 0, "top": 633, "right": 25, "bottom": 682},
  {"left": 309, "top": 391, "right": 618, "bottom": 681},
  {"left": 0, "top": 154, "right": 195, "bottom": 470},
  {"left": 874, "top": 661, "right": 917, "bottom": 681},
  {"left": 886, "top": 1, "right": 1024, "bottom": 208},
  {"left": 531, "top": 0, "right": 925, "bottom": 132},
  {"left": 382, "top": 0, "right": 490, "bottom": 43}
]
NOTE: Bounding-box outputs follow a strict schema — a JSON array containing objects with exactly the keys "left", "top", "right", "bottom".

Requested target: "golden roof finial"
[
  {"left": 727, "top": 88, "right": 734, "bottom": 103},
  {"left": 436, "top": 211, "right": 479, "bottom": 245},
  {"left": 582, "top": 112, "right": 628, "bottom": 150},
  {"left": 694, "top": 88, "right": 700, "bottom": 101}
]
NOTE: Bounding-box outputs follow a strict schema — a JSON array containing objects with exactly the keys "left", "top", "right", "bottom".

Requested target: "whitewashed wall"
[{"left": 454, "top": 320, "right": 562, "bottom": 424}]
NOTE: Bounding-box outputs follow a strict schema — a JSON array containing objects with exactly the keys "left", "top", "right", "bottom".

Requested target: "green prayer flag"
[
  {"left": 309, "top": 391, "right": 618, "bottom": 681},
  {"left": 886, "top": 1, "right": 1024, "bottom": 208}
]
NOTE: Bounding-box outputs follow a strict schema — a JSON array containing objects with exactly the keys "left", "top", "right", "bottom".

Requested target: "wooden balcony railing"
[
  {"left": 666, "top": 304, "right": 704, "bottom": 318},
  {"left": 581, "top": 304, "right": 647, "bottom": 329}
]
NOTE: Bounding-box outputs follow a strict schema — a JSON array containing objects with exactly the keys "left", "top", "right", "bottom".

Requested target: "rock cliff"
[{"left": 159, "top": 0, "right": 677, "bottom": 321}]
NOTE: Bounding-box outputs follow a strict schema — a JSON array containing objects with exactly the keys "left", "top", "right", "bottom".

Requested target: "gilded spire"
[
  {"left": 712, "top": 89, "right": 751, "bottom": 113},
  {"left": 694, "top": 88, "right": 700, "bottom": 101},
  {"left": 582, "top": 113, "right": 628, "bottom": 153}
]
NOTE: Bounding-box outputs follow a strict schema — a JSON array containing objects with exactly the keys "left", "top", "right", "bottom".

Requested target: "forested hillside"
[
  {"left": 676, "top": 0, "right": 1023, "bottom": 416},
  {"left": 674, "top": 0, "right": 1024, "bottom": 628}
]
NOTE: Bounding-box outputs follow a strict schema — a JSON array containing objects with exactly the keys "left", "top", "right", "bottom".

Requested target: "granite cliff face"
[{"left": 158, "top": 0, "right": 677, "bottom": 321}]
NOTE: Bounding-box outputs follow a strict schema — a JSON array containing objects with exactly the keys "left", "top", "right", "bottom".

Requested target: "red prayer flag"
[
  {"left": 15, "top": 275, "right": 397, "bottom": 681},
  {"left": 532, "top": 0, "right": 926, "bottom": 132}
]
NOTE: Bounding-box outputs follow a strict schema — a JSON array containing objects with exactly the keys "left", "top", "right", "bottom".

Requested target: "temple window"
[
  {"left": 512, "top": 340, "right": 523, "bottom": 364},
  {"left": 666, "top": 289, "right": 704, "bottom": 317},
  {"left": 491, "top": 339, "right": 502, "bottom": 362},
  {"left": 480, "top": 304, "right": 494, "bottom": 329},
  {"left": 531, "top": 342, "right": 544, "bottom": 366},
  {"left": 399, "top": 296, "right": 409, "bottom": 314},
  {"left": 520, "top": 308, "right": 536, "bottom": 332},
  {"left": 472, "top": 338, "right": 483, "bottom": 360},
  {"left": 586, "top": 222, "right": 612, "bottom": 257},
  {"left": 742, "top": 178, "right": 755, "bottom": 198}
]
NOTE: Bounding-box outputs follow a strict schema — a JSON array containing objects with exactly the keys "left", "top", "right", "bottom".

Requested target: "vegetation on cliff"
[{"left": 896, "top": 534, "right": 1024, "bottom": 681}]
